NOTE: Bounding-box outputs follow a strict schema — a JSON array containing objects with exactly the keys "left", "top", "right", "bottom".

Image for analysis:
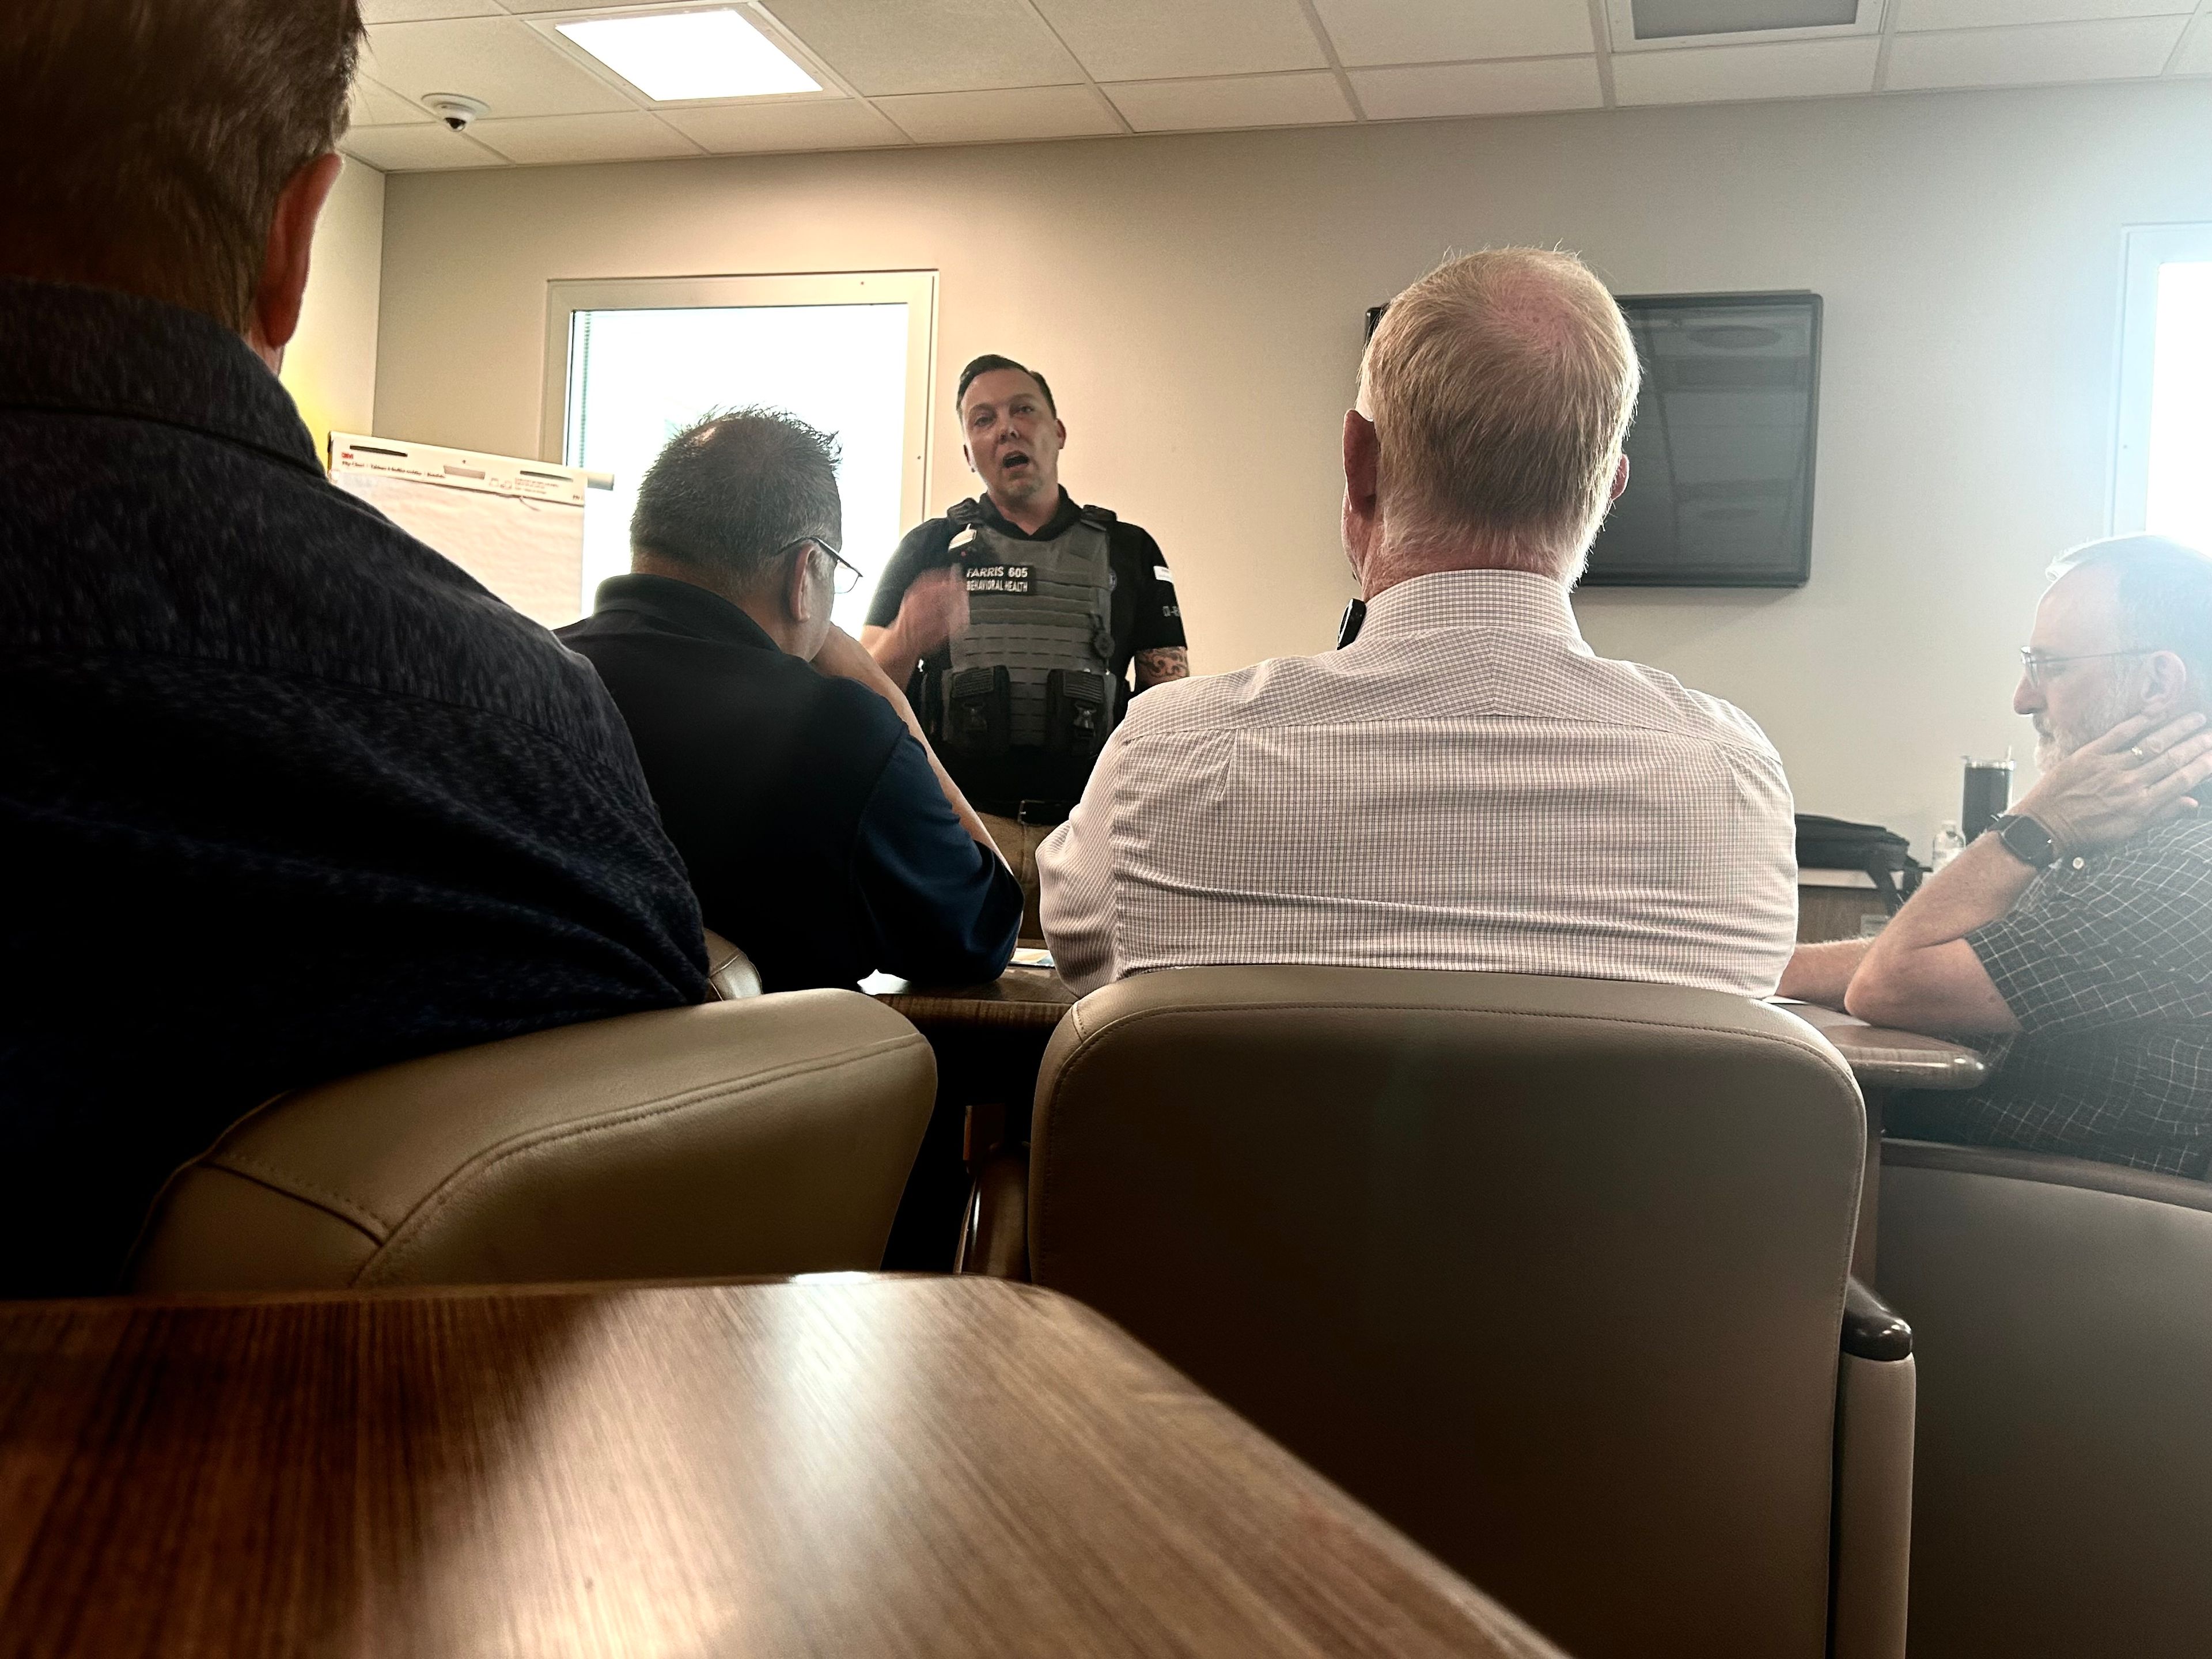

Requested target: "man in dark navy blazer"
[
  {"left": 560, "top": 409, "right": 1022, "bottom": 995},
  {"left": 0, "top": 0, "right": 709, "bottom": 1297}
]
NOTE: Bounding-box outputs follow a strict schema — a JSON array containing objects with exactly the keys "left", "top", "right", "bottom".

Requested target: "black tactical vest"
[{"left": 927, "top": 498, "right": 1119, "bottom": 766}]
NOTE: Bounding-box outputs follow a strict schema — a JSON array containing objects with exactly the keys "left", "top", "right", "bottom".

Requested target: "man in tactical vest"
[{"left": 863, "top": 354, "right": 1188, "bottom": 938}]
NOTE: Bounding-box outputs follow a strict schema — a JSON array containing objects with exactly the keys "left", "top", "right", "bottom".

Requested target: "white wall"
[
  {"left": 374, "top": 81, "right": 2212, "bottom": 858},
  {"left": 281, "top": 154, "right": 384, "bottom": 457}
]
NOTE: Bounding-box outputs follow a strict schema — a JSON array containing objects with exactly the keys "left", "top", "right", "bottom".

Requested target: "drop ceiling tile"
[
  {"left": 1350, "top": 56, "right": 1603, "bottom": 118},
  {"left": 339, "top": 123, "right": 509, "bottom": 171},
  {"left": 1031, "top": 0, "right": 1325, "bottom": 81},
  {"left": 469, "top": 111, "right": 702, "bottom": 164},
  {"left": 756, "top": 0, "right": 1083, "bottom": 94},
  {"left": 659, "top": 98, "right": 910, "bottom": 151},
  {"left": 349, "top": 76, "right": 430, "bottom": 126},
  {"left": 875, "top": 84, "right": 1123, "bottom": 143},
  {"left": 363, "top": 17, "right": 634, "bottom": 118},
  {"left": 1310, "top": 0, "right": 1594, "bottom": 69},
  {"left": 1895, "top": 0, "right": 2192, "bottom": 31},
  {"left": 1611, "top": 36, "right": 1879, "bottom": 104},
  {"left": 1104, "top": 71, "right": 1354, "bottom": 130},
  {"left": 1884, "top": 15, "right": 2188, "bottom": 87},
  {"left": 2175, "top": 16, "right": 2212, "bottom": 75},
  {"left": 364, "top": 0, "right": 501, "bottom": 19}
]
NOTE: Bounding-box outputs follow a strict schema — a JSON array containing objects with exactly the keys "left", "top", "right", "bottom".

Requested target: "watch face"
[{"left": 2001, "top": 815, "right": 2055, "bottom": 865}]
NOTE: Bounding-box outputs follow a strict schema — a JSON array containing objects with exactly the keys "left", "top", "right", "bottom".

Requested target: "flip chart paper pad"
[{"left": 329, "top": 434, "right": 593, "bottom": 628}]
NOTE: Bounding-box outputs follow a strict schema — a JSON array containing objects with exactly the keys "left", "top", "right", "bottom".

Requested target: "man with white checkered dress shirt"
[
  {"left": 1785, "top": 534, "right": 2212, "bottom": 1176},
  {"left": 1038, "top": 248, "right": 1800, "bottom": 999}
]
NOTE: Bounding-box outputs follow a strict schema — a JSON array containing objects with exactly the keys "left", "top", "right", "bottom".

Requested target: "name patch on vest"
[{"left": 965, "top": 563, "right": 1032, "bottom": 594}]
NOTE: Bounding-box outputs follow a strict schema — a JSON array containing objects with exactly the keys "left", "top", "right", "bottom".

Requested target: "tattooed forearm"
[{"left": 1135, "top": 647, "right": 1189, "bottom": 688}]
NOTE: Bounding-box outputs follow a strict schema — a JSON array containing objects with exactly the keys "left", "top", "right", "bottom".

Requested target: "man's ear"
[
  {"left": 1343, "top": 409, "right": 1379, "bottom": 508},
  {"left": 245, "top": 151, "right": 344, "bottom": 370},
  {"left": 1341, "top": 408, "right": 1381, "bottom": 584},
  {"left": 785, "top": 548, "right": 817, "bottom": 624},
  {"left": 961, "top": 440, "right": 978, "bottom": 476},
  {"left": 1609, "top": 452, "right": 1630, "bottom": 503},
  {"left": 1052, "top": 415, "right": 1067, "bottom": 452},
  {"left": 2142, "top": 650, "right": 2191, "bottom": 716}
]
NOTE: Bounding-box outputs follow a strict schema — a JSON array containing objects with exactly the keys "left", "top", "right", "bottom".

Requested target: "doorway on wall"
[
  {"left": 2114, "top": 225, "right": 2212, "bottom": 553},
  {"left": 544, "top": 271, "right": 937, "bottom": 632}
]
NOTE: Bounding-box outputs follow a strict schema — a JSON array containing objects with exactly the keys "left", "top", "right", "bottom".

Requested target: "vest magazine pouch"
[
  {"left": 945, "top": 664, "right": 1011, "bottom": 756},
  {"left": 1044, "top": 669, "right": 1111, "bottom": 759},
  {"left": 920, "top": 662, "right": 945, "bottom": 740}
]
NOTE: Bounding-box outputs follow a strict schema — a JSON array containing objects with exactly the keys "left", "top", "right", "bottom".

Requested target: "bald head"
[{"left": 1356, "top": 248, "right": 1639, "bottom": 581}]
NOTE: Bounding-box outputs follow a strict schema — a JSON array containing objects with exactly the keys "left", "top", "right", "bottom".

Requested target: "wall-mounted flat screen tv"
[
  {"left": 1586, "top": 291, "right": 1821, "bottom": 587},
  {"left": 1362, "top": 289, "right": 1821, "bottom": 588}
]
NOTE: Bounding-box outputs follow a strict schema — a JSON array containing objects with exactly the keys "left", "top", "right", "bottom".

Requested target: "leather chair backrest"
[
  {"left": 703, "top": 927, "right": 764, "bottom": 1000},
  {"left": 1878, "top": 1138, "right": 2212, "bottom": 1659},
  {"left": 1029, "top": 965, "right": 1866, "bottom": 1659},
  {"left": 133, "top": 991, "right": 933, "bottom": 1292}
]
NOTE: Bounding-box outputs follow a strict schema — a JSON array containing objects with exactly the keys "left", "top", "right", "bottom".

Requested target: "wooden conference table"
[
  {"left": 873, "top": 965, "right": 1992, "bottom": 1278},
  {"left": 872, "top": 963, "right": 1991, "bottom": 1092},
  {"left": 0, "top": 1275, "right": 1559, "bottom": 1659}
]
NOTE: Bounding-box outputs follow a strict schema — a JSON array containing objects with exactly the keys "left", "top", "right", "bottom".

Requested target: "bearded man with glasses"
[
  {"left": 1783, "top": 533, "right": 2212, "bottom": 1176},
  {"left": 560, "top": 407, "right": 1021, "bottom": 998}
]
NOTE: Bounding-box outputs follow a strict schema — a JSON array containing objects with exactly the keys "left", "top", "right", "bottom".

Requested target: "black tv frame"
[
  {"left": 1362, "top": 289, "right": 1821, "bottom": 589},
  {"left": 1583, "top": 289, "right": 1821, "bottom": 589}
]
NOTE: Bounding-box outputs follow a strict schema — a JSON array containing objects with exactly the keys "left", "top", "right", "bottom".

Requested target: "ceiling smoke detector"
[{"left": 422, "top": 94, "right": 488, "bottom": 132}]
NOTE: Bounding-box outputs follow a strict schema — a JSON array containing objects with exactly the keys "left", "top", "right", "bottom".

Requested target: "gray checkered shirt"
[
  {"left": 1038, "top": 569, "right": 1799, "bottom": 997},
  {"left": 1910, "top": 816, "right": 2212, "bottom": 1177}
]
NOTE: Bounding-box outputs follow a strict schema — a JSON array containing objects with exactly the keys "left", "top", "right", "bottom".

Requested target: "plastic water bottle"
[{"left": 1931, "top": 820, "right": 1966, "bottom": 873}]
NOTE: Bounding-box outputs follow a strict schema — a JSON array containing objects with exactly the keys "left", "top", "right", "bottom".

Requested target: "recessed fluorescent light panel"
[
  {"left": 556, "top": 8, "right": 820, "bottom": 103},
  {"left": 1607, "top": 0, "right": 1878, "bottom": 50},
  {"left": 1632, "top": 0, "right": 1855, "bottom": 36}
]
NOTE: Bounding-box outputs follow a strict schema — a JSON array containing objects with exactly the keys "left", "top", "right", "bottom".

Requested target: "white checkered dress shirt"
[{"left": 1039, "top": 569, "right": 1799, "bottom": 998}]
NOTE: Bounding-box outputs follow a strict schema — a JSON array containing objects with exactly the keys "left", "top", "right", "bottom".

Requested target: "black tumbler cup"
[{"left": 1963, "top": 757, "right": 2014, "bottom": 843}]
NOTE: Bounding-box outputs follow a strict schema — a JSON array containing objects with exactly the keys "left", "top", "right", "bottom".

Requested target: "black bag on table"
[{"left": 1795, "top": 815, "right": 1924, "bottom": 915}]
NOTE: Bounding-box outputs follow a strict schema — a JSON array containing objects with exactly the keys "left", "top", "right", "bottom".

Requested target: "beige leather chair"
[
  {"left": 1878, "top": 1138, "right": 2212, "bottom": 1659},
  {"left": 702, "top": 926, "right": 764, "bottom": 1000},
  {"left": 1023, "top": 966, "right": 1913, "bottom": 1659},
  {"left": 132, "top": 982, "right": 933, "bottom": 1292}
]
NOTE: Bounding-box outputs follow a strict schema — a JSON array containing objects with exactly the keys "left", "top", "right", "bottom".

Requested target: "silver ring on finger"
[{"left": 2131, "top": 745, "right": 2150, "bottom": 764}]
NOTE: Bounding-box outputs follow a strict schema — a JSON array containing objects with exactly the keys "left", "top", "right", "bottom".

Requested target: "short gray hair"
[
  {"left": 2048, "top": 533, "right": 2212, "bottom": 692},
  {"left": 630, "top": 408, "right": 843, "bottom": 591},
  {"left": 1359, "top": 247, "right": 1640, "bottom": 576},
  {"left": 0, "top": 0, "right": 363, "bottom": 331}
]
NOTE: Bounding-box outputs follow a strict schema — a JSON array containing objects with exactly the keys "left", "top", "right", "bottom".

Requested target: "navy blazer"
[
  {"left": 0, "top": 279, "right": 710, "bottom": 1297},
  {"left": 562, "top": 575, "right": 1021, "bottom": 994}
]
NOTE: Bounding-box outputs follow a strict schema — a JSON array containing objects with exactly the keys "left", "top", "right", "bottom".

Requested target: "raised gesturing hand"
[{"left": 894, "top": 566, "right": 971, "bottom": 658}]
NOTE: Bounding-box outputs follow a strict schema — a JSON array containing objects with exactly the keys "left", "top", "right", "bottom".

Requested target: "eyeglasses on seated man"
[{"left": 1782, "top": 534, "right": 2212, "bottom": 1180}]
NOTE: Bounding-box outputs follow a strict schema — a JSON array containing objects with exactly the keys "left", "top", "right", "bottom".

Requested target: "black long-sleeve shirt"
[
  {"left": 562, "top": 575, "right": 1020, "bottom": 992},
  {"left": 0, "top": 279, "right": 710, "bottom": 1297}
]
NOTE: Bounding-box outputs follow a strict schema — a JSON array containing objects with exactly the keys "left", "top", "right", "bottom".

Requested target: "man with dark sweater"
[
  {"left": 0, "top": 0, "right": 711, "bottom": 1297},
  {"left": 560, "top": 408, "right": 1021, "bottom": 994}
]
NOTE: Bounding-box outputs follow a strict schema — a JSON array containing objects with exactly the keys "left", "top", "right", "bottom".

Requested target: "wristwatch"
[{"left": 1992, "top": 813, "right": 2059, "bottom": 869}]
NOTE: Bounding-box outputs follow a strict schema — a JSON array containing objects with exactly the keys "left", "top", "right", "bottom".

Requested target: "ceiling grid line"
[
  {"left": 1289, "top": 0, "right": 1371, "bottom": 122},
  {"left": 1906, "top": 15, "right": 2199, "bottom": 43},
  {"left": 1873, "top": 0, "right": 1903, "bottom": 91},
  {"left": 1585, "top": 0, "right": 1620, "bottom": 106},
  {"left": 1005, "top": 0, "right": 1138, "bottom": 134},
  {"left": 2157, "top": 3, "right": 2205, "bottom": 73},
  {"left": 743, "top": 0, "right": 926, "bottom": 147}
]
